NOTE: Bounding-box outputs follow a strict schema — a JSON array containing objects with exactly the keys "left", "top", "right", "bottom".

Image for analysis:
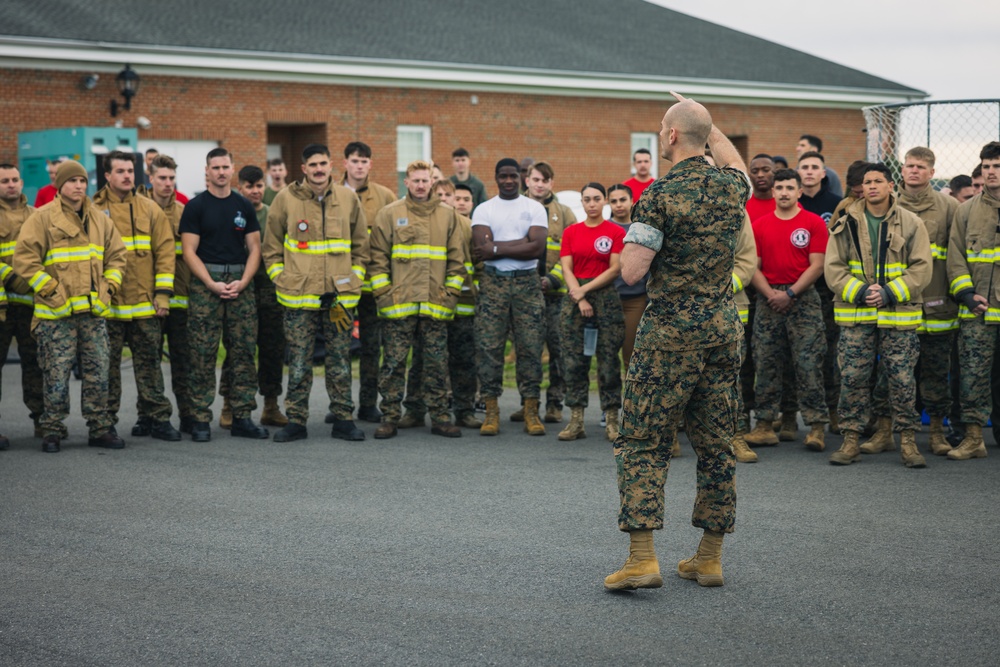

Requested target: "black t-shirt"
[
  {"left": 799, "top": 189, "right": 843, "bottom": 225},
  {"left": 178, "top": 190, "right": 260, "bottom": 264}
]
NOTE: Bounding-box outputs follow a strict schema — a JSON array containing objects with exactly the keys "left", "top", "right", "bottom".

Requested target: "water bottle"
[{"left": 583, "top": 318, "right": 598, "bottom": 357}]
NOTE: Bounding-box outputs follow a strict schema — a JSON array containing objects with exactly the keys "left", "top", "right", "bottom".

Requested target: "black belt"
[
  {"left": 484, "top": 266, "right": 537, "bottom": 278},
  {"left": 204, "top": 262, "right": 245, "bottom": 273}
]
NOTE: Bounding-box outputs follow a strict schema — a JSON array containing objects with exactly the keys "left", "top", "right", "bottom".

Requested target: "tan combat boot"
[
  {"left": 830, "top": 430, "right": 861, "bottom": 465},
  {"left": 947, "top": 424, "right": 988, "bottom": 460},
  {"left": 398, "top": 412, "right": 426, "bottom": 429},
  {"left": 744, "top": 420, "right": 779, "bottom": 446},
  {"left": 677, "top": 530, "right": 725, "bottom": 587},
  {"left": 544, "top": 404, "right": 563, "bottom": 423},
  {"left": 671, "top": 433, "right": 682, "bottom": 457},
  {"left": 731, "top": 432, "right": 758, "bottom": 463},
  {"left": 260, "top": 396, "right": 288, "bottom": 427},
  {"left": 509, "top": 406, "right": 525, "bottom": 422},
  {"left": 804, "top": 423, "right": 825, "bottom": 452},
  {"left": 605, "top": 410, "right": 620, "bottom": 442},
  {"left": 859, "top": 416, "right": 895, "bottom": 454},
  {"left": 899, "top": 430, "right": 927, "bottom": 468},
  {"left": 219, "top": 398, "right": 233, "bottom": 430},
  {"left": 523, "top": 398, "right": 546, "bottom": 436},
  {"left": 558, "top": 407, "right": 586, "bottom": 441},
  {"left": 604, "top": 529, "right": 662, "bottom": 590},
  {"left": 778, "top": 412, "right": 799, "bottom": 441},
  {"left": 928, "top": 416, "right": 952, "bottom": 456},
  {"left": 479, "top": 397, "right": 500, "bottom": 436}
]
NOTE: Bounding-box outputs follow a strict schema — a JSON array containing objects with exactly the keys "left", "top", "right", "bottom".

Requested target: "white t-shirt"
[{"left": 472, "top": 195, "right": 548, "bottom": 271}]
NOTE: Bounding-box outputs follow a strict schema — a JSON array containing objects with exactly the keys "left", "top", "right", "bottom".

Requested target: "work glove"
[{"left": 329, "top": 303, "right": 353, "bottom": 333}]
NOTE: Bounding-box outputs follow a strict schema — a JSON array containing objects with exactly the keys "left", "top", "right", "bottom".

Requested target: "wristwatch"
[{"left": 785, "top": 288, "right": 797, "bottom": 299}]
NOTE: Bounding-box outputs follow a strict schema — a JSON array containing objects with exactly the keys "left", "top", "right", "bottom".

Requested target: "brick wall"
[{"left": 0, "top": 68, "right": 867, "bottom": 196}]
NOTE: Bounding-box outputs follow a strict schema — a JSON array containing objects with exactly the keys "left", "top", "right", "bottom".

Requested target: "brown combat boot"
[
  {"left": 804, "top": 423, "right": 825, "bottom": 452},
  {"left": 558, "top": 407, "right": 586, "bottom": 441},
  {"left": 778, "top": 412, "right": 799, "bottom": 441},
  {"left": 456, "top": 413, "right": 483, "bottom": 429},
  {"left": 899, "top": 430, "right": 926, "bottom": 468},
  {"left": 219, "top": 398, "right": 233, "bottom": 430},
  {"left": 479, "top": 397, "right": 500, "bottom": 436},
  {"left": 544, "top": 404, "right": 563, "bottom": 423},
  {"left": 830, "top": 430, "right": 861, "bottom": 465},
  {"left": 509, "top": 406, "right": 525, "bottom": 422},
  {"left": 731, "top": 432, "right": 758, "bottom": 463},
  {"left": 260, "top": 396, "right": 288, "bottom": 427},
  {"left": 671, "top": 433, "right": 682, "bottom": 457},
  {"left": 604, "top": 529, "right": 662, "bottom": 591},
  {"left": 398, "top": 412, "right": 426, "bottom": 429},
  {"left": 523, "top": 398, "right": 546, "bottom": 436},
  {"left": 677, "top": 530, "right": 725, "bottom": 587},
  {"left": 947, "top": 424, "right": 988, "bottom": 460},
  {"left": 605, "top": 410, "right": 620, "bottom": 442},
  {"left": 744, "top": 420, "right": 779, "bottom": 446},
  {"left": 860, "top": 416, "right": 895, "bottom": 454},
  {"left": 928, "top": 416, "right": 952, "bottom": 456}
]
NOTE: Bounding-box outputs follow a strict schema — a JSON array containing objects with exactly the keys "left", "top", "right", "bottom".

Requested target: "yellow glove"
[
  {"left": 329, "top": 304, "right": 353, "bottom": 333},
  {"left": 36, "top": 281, "right": 58, "bottom": 298}
]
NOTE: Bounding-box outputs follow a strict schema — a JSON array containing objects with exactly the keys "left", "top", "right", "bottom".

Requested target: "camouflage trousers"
[
  {"left": 221, "top": 275, "right": 285, "bottom": 403},
  {"left": 958, "top": 318, "right": 1000, "bottom": 426},
  {"left": 752, "top": 286, "right": 828, "bottom": 424},
  {"left": 837, "top": 325, "right": 919, "bottom": 433},
  {"left": 379, "top": 317, "right": 449, "bottom": 424},
  {"left": 35, "top": 314, "right": 113, "bottom": 438},
  {"left": 615, "top": 342, "right": 739, "bottom": 534},
  {"left": 404, "top": 315, "right": 478, "bottom": 420},
  {"left": 163, "top": 308, "right": 194, "bottom": 420},
  {"left": 735, "top": 336, "right": 749, "bottom": 433},
  {"left": 107, "top": 317, "right": 172, "bottom": 424},
  {"left": 741, "top": 290, "right": 798, "bottom": 417},
  {"left": 284, "top": 308, "right": 353, "bottom": 424},
  {"left": 561, "top": 283, "right": 623, "bottom": 411},
  {"left": 872, "top": 331, "right": 953, "bottom": 419},
  {"left": 357, "top": 292, "right": 381, "bottom": 410},
  {"left": 476, "top": 271, "right": 544, "bottom": 399},
  {"left": 0, "top": 304, "right": 42, "bottom": 421},
  {"left": 819, "top": 285, "right": 841, "bottom": 412},
  {"left": 542, "top": 295, "right": 566, "bottom": 409},
  {"left": 188, "top": 272, "right": 257, "bottom": 422}
]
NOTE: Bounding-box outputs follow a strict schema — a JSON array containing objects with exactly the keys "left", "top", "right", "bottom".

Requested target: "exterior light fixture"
[{"left": 110, "top": 64, "right": 140, "bottom": 117}]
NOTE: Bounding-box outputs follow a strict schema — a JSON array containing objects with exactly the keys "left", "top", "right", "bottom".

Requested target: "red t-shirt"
[
  {"left": 746, "top": 194, "right": 801, "bottom": 222},
  {"left": 623, "top": 177, "right": 654, "bottom": 202},
  {"left": 560, "top": 220, "right": 625, "bottom": 279},
  {"left": 34, "top": 184, "right": 57, "bottom": 207},
  {"left": 752, "top": 209, "right": 829, "bottom": 285}
]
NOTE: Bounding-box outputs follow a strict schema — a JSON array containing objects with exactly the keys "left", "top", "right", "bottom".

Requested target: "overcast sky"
[{"left": 646, "top": 1, "right": 993, "bottom": 101}]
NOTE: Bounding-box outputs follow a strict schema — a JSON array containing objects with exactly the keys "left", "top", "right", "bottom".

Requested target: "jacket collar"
[
  {"left": 405, "top": 193, "right": 440, "bottom": 216},
  {"left": 0, "top": 193, "right": 27, "bottom": 211},
  {"left": 981, "top": 189, "right": 1000, "bottom": 209},
  {"left": 341, "top": 172, "right": 370, "bottom": 194},
  {"left": 896, "top": 185, "right": 935, "bottom": 213}
]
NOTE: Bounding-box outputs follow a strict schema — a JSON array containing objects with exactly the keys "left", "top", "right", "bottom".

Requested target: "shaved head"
[{"left": 667, "top": 101, "right": 713, "bottom": 146}]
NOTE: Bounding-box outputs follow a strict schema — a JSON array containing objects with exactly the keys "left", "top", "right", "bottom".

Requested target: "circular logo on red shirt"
[
  {"left": 594, "top": 236, "right": 613, "bottom": 254},
  {"left": 790, "top": 228, "right": 810, "bottom": 248}
]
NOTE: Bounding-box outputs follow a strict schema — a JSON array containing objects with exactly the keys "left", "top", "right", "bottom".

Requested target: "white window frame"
[
  {"left": 630, "top": 132, "right": 659, "bottom": 180},
  {"left": 397, "top": 125, "right": 432, "bottom": 195}
]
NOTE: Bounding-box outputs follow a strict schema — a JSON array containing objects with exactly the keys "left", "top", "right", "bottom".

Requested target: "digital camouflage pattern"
[
  {"left": 283, "top": 308, "right": 353, "bottom": 423},
  {"left": 871, "top": 331, "right": 953, "bottom": 419},
  {"left": 736, "top": 336, "right": 749, "bottom": 432},
  {"left": 107, "top": 317, "right": 172, "bottom": 424},
  {"left": 475, "top": 272, "right": 545, "bottom": 399},
  {"left": 751, "top": 286, "right": 828, "bottom": 424},
  {"left": 36, "top": 314, "right": 114, "bottom": 438},
  {"left": 958, "top": 319, "right": 1000, "bottom": 426},
  {"left": 837, "top": 325, "right": 920, "bottom": 433},
  {"left": 0, "top": 304, "right": 43, "bottom": 421},
  {"left": 542, "top": 295, "right": 566, "bottom": 409},
  {"left": 615, "top": 344, "right": 739, "bottom": 533},
  {"left": 187, "top": 271, "right": 258, "bottom": 422},
  {"left": 220, "top": 274, "right": 285, "bottom": 404},
  {"left": 379, "top": 318, "right": 449, "bottom": 423},
  {"left": 163, "top": 309, "right": 193, "bottom": 420},
  {"left": 404, "top": 315, "right": 478, "bottom": 421},
  {"left": 561, "top": 283, "right": 623, "bottom": 411},
  {"left": 819, "top": 286, "right": 842, "bottom": 413},
  {"left": 356, "top": 292, "right": 381, "bottom": 410}
]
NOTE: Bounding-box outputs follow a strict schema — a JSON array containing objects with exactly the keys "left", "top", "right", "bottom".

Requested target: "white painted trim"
[{"left": 0, "top": 36, "right": 926, "bottom": 108}]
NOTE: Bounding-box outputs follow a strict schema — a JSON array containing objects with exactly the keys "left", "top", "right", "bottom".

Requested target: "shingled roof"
[{"left": 1, "top": 0, "right": 923, "bottom": 97}]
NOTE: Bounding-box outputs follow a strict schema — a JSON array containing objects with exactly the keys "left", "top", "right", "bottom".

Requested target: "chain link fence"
[{"left": 862, "top": 100, "right": 1000, "bottom": 187}]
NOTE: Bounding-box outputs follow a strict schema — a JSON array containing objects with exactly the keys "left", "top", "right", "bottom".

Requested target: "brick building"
[{"left": 1, "top": 0, "right": 924, "bottom": 198}]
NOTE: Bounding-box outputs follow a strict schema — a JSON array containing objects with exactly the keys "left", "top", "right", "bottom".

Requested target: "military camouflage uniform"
[
  {"left": 403, "top": 306, "right": 479, "bottom": 422},
  {"left": 381, "top": 318, "right": 450, "bottom": 423},
  {"left": 615, "top": 156, "right": 748, "bottom": 534},
  {"left": 561, "top": 282, "right": 623, "bottom": 411},
  {"left": 106, "top": 318, "right": 171, "bottom": 423},
  {"left": 476, "top": 271, "right": 545, "bottom": 399},
  {"left": 283, "top": 309, "right": 353, "bottom": 422},
  {"left": 539, "top": 194, "right": 575, "bottom": 410},
  {"left": 357, "top": 292, "right": 381, "bottom": 409}
]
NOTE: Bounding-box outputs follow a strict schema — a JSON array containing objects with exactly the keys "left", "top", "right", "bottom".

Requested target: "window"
[
  {"left": 397, "top": 125, "right": 431, "bottom": 196},
  {"left": 630, "top": 132, "right": 658, "bottom": 180}
]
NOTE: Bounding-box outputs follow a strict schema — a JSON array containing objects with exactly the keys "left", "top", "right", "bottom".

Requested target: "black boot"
[
  {"left": 356, "top": 405, "right": 382, "bottom": 423},
  {"left": 231, "top": 418, "right": 269, "bottom": 439},
  {"left": 191, "top": 421, "right": 211, "bottom": 442},
  {"left": 132, "top": 416, "right": 152, "bottom": 437},
  {"left": 331, "top": 419, "right": 365, "bottom": 441},
  {"left": 151, "top": 420, "right": 182, "bottom": 442},
  {"left": 274, "top": 423, "right": 308, "bottom": 443}
]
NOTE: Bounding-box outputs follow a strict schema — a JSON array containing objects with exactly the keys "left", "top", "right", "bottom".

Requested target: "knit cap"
[{"left": 55, "top": 160, "right": 88, "bottom": 190}]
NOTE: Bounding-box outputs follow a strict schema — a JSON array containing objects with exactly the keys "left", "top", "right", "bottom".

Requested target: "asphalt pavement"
[{"left": 1, "top": 361, "right": 998, "bottom": 666}]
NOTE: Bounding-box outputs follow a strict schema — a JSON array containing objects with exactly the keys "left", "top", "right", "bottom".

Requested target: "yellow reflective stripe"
[
  {"left": 108, "top": 302, "right": 157, "bottom": 319},
  {"left": 929, "top": 243, "right": 947, "bottom": 261},
  {"left": 351, "top": 265, "right": 365, "bottom": 280},
  {"left": 546, "top": 239, "right": 561, "bottom": 251},
  {"left": 456, "top": 303, "right": 476, "bottom": 317},
  {"left": 842, "top": 278, "right": 865, "bottom": 303},
  {"left": 731, "top": 273, "right": 744, "bottom": 293},
  {"left": 967, "top": 247, "right": 999, "bottom": 263},
  {"left": 104, "top": 268, "right": 123, "bottom": 285},
  {"left": 738, "top": 307, "right": 749, "bottom": 324},
  {"left": 877, "top": 311, "right": 922, "bottom": 326},
  {"left": 378, "top": 301, "right": 455, "bottom": 320},
  {"left": 44, "top": 244, "right": 105, "bottom": 265},
  {"left": 276, "top": 291, "right": 322, "bottom": 308},
  {"left": 174, "top": 241, "right": 183, "bottom": 255},
  {"left": 266, "top": 263, "right": 284, "bottom": 280},
  {"left": 959, "top": 305, "right": 1000, "bottom": 322},
  {"left": 361, "top": 281, "right": 373, "bottom": 293},
  {"left": 29, "top": 271, "right": 52, "bottom": 290},
  {"left": 834, "top": 306, "right": 878, "bottom": 324},
  {"left": 950, "top": 274, "right": 973, "bottom": 295},
  {"left": 0, "top": 240, "right": 16, "bottom": 257},
  {"left": 887, "top": 278, "right": 910, "bottom": 303},
  {"left": 0, "top": 264, "right": 12, "bottom": 281},
  {"left": 155, "top": 273, "right": 174, "bottom": 290},
  {"left": 169, "top": 295, "right": 189, "bottom": 309},
  {"left": 391, "top": 244, "right": 447, "bottom": 261},
  {"left": 283, "top": 236, "right": 350, "bottom": 255},
  {"left": 339, "top": 294, "right": 360, "bottom": 309},
  {"left": 369, "top": 273, "right": 390, "bottom": 291},
  {"left": 464, "top": 262, "right": 475, "bottom": 275},
  {"left": 121, "top": 235, "right": 152, "bottom": 252},
  {"left": 34, "top": 295, "right": 91, "bottom": 319},
  {"left": 7, "top": 293, "right": 33, "bottom": 305},
  {"left": 445, "top": 275, "right": 465, "bottom": 291},
  {"left": 883, "top": 263, "right": 905, "bottom": 278},
  {"left": 0, "top": 290, "right": 6, "bottom": 305},
  {"left": 848, "top": 260, "right": 864, "bottom": 277},
  {"left": 918, "top": 318, "right": 958, "bottom": 333}
]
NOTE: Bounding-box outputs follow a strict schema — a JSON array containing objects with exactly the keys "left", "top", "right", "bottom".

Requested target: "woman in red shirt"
[{"left": 558, "top": 182, "right": 626, "bottom": 442}]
